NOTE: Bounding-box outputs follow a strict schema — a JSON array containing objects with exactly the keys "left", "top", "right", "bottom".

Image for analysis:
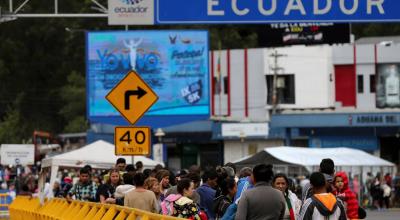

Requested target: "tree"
[
  {"left": 0, "top": 102, "right": 28, "bottom": 144},
  {"left": 59, "top": 71, "right": 88, "bottom": 133},
  {"left": 352, "top": 23, "right": 400, "bottom": 39}
]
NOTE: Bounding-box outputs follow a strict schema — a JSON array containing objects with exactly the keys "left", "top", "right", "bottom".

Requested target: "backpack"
[{"left": 161, "top": 194, "right": 182, "bottom": 215}]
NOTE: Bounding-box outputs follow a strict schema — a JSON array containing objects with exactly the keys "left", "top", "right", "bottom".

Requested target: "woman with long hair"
[
  {"left": 162, "top": 178, "right": 202, "bottom": 219},
  {"left": 272, "top": 173, "right": 301, "bottom": 220},
  {"left": 213, "top": 177, "right": 237, "bottom": 219},
  {"left": 96, "top": 169, "right": 122, "bottom": 204},
  {"left": 144, "top": 177, "right": 162, "bottom": 213}
]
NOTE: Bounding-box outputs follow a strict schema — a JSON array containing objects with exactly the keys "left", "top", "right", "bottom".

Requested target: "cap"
[{"left": 64, "top": 176, "right": 72, "bottom": 184}]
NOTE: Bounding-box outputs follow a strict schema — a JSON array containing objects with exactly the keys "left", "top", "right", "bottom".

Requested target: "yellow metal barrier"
[
  {"left": 10, "top": 197, "right": 185, "bottom": 220},
  {"left": 0, "top": 193, "right": 11, "bottom": 216}
]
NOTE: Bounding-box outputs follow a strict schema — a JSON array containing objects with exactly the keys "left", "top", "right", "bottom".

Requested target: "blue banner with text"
[{"left": 155, "top": 0, "right": 400, "bottom": 24}]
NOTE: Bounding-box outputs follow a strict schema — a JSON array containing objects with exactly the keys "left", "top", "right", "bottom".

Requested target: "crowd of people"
[{"left": 5, "top": 158, "right": 400, "bottom": 220}]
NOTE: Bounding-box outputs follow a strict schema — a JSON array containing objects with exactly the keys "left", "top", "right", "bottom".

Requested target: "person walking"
[
  {"left": 67, "top": 167, "right": 97, "bottom": 202},
  {"left": 162, "top": 178, "right": 203, "bottom": 219},
  {"left": 370, "top": 173, "right": 383, "bottom": 210},
  {"left": 214, "top": 177, "right": 237, "bottom": 220},
  {"left": 156, "top": 169, "right": 171, "bottom": 201},
  {"left": 302, "top": 159, "right": 335, "bottom": 202},
  {"left": 381, "top": 180, "right": 391, "bottom": 209},
  {"left": 144, "top": 177, "right": 162, "bottom": 213},
  {"left": 299, "top": 172, "right": 346, "bottom": 220},
  {"left": 333, "top": 172, "right": 359, "bottom": 219},
  {"left": 235, "top": 164, "right": 286, "bottom": 220},
  {"left": 97, "top": 169, "right": 122, "bottom": 204},
  {"left": 114, "top": 173, "right": 135, "bottom": 205},
  {"left": 197, "top": 169, "right": 218, "bottom": 219},
  {"left": 273, "top": 173, "right": 301, "bottom": 220},
  {"left": 124, "top": 173, "right": 158, "bottom": 213},
  {"left": 166, "top": 172, "right": 202, "bottom": 205}
]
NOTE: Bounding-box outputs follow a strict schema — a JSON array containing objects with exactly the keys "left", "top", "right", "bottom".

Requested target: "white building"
[{"left": 211, "top": 40, "right": 400, "bottom": 165}]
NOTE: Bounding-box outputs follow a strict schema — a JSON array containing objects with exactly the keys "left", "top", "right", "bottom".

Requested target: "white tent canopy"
[
  {"left": 42, "top": 140, "right": 162, "bottom": 169},
  {"left": 235, "top": 146, "right": 396, "bottom": 176},
  {"left": 42, "top": 140, "right": 163, "bottom": 193},
  {"left": 267, "top": 147, "right": 394, "bottom": 167}
]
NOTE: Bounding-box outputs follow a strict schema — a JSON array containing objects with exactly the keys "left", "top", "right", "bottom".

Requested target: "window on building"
[
  {"left": 370, "top": 74, "right": 376, "bottom": 93},
  {"left": 223, "top": 76, "right": 229, "bottom": 94},
  {"left": 357, "top": 75, "right": 364, "bottom": 93},
  {"left": 266, "top": 74, "right": 295, "bottom": 104}
]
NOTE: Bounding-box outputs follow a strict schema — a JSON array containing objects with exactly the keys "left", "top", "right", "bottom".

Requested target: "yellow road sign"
[
  {"left": 106, "top": 71, "right": 158, "bottom": 125},
  {"left": 115, "top": 126, "right": 151, "bottom": 156}
]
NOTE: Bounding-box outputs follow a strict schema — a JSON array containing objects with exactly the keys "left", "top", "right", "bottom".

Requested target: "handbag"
[{"left": 358, "top": 207, "right": 367, "bottom": 219}]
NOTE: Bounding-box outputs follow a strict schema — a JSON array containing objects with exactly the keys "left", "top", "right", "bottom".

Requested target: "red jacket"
[{"left": 334, "top": 172, "right": 359, "bottom": 219}]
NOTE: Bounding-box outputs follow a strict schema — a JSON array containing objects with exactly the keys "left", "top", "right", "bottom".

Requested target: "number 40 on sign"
[{"left": 115, "top": 127, "right": 151, "bottom": 156}]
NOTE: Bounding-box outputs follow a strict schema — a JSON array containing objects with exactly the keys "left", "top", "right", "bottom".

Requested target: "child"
[{"left": 334, "top": 172, "right": 359, "bottom": 219}]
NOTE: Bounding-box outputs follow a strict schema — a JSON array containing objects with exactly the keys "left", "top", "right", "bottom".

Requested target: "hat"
[{"left": 64, "top": 176, "right": 72, "bottom": 184}]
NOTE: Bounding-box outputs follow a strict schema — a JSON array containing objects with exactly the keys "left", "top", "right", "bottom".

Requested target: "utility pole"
[{"left": 270, "top": 50, "right": 286, "bottom": 114}]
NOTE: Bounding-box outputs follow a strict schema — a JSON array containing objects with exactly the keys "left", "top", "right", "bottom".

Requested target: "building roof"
[
  {"left": 235, "top": 146, "right": 395, "bottom": 172},
  {"left": 356, "top": 36, "right": 400, "bottom": 45}
]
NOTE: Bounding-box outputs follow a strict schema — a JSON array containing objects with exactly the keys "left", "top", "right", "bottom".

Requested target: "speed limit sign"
[{"left": 114, "top": 126, "right": 151, "bottom": 156}]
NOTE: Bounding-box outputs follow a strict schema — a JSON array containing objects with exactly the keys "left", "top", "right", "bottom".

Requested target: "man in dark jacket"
[
  {"left": 302, "top": 158, "right": 335, "bottom": 202},
  {"left": 235, "top": 164, "right": 285, "bottom": 220},
  {"left": 197, "top": 169, "right": 218, "bottom": 219}
]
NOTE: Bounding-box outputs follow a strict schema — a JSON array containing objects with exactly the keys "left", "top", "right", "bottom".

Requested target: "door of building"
[{"left": 335, "top": 65, "right": 356, "bottom": 107}]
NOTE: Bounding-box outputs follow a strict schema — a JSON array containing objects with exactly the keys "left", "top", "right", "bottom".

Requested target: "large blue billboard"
[
  {"left": 155, "top": 0, "right": 400, "bottom": 24},
  {"left": 86, "top": 30, "right": 209, "bottom": 127}
]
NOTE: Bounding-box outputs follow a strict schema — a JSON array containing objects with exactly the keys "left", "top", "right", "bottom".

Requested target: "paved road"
[{"left": 366, "top": 209, "right": 400, "bottom": 220}]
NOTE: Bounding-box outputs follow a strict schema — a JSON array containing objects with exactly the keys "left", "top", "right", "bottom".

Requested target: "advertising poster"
[
  {"left": 376, "top": 64, "right": 400, "bottom": 108},
  {"left": 258, "top": 23, "right": 350, "bottom": 47},
  {"left": 86, "top": 30, "right": 209, "bottom": 123}
]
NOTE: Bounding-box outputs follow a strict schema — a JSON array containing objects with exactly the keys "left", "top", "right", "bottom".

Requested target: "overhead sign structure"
[
  {"left": 106, "top": 71, "right": 159, "bottom": 125},
  {"left": 156, "top": 0, "right": 398, "bottom": 24},
  {"left": 0, "top": 144, "right": 35, "bottom": 166},
  {"left": 115, "top": 126, "right": 151, "bottom": 156}
]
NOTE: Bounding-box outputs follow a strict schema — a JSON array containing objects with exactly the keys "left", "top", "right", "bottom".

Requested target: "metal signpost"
[{"left": 106, "top": 71, "right": 158, "bottom": 157}]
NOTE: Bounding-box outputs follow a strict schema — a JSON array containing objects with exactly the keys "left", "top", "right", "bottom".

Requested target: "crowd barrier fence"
[
  {"left": 9, "top": 196, "right": 185, "bottom": 220},
  {"left": 0, "top": 193, "right": 12, "bottom": 216}
]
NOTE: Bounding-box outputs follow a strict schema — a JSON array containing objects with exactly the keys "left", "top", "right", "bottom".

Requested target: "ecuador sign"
[{"left": 155, "top": 0, "right": 399, "bottom": 24}]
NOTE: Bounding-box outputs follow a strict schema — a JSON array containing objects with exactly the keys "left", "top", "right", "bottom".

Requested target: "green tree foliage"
[
  {"left": 59, "top": 71, "right": 88, "bottom": 133},
  {"left": 0, "top": 107, "right": 24, "bottom": 144},
  {"left": 0, "top": 1, "right": 397, "bottom": 143},
  {"left": 0, "top": 96, "right": 29, "bottom": 144},
  {"left": 352, "top": 23, "right": 400, "bottom": 39}
]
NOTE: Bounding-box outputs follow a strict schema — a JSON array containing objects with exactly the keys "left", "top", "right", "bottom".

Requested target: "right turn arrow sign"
[{"left": 106, "top": 71, "right": 158, "bottom": 125}]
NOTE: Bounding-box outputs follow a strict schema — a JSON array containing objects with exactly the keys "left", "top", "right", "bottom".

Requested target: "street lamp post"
[
  {"left": 155, "top": 128, "right": 165, "bottom": 143},
  {"left": 154, "top": 128, "right": 166, "bottom": 163}
]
